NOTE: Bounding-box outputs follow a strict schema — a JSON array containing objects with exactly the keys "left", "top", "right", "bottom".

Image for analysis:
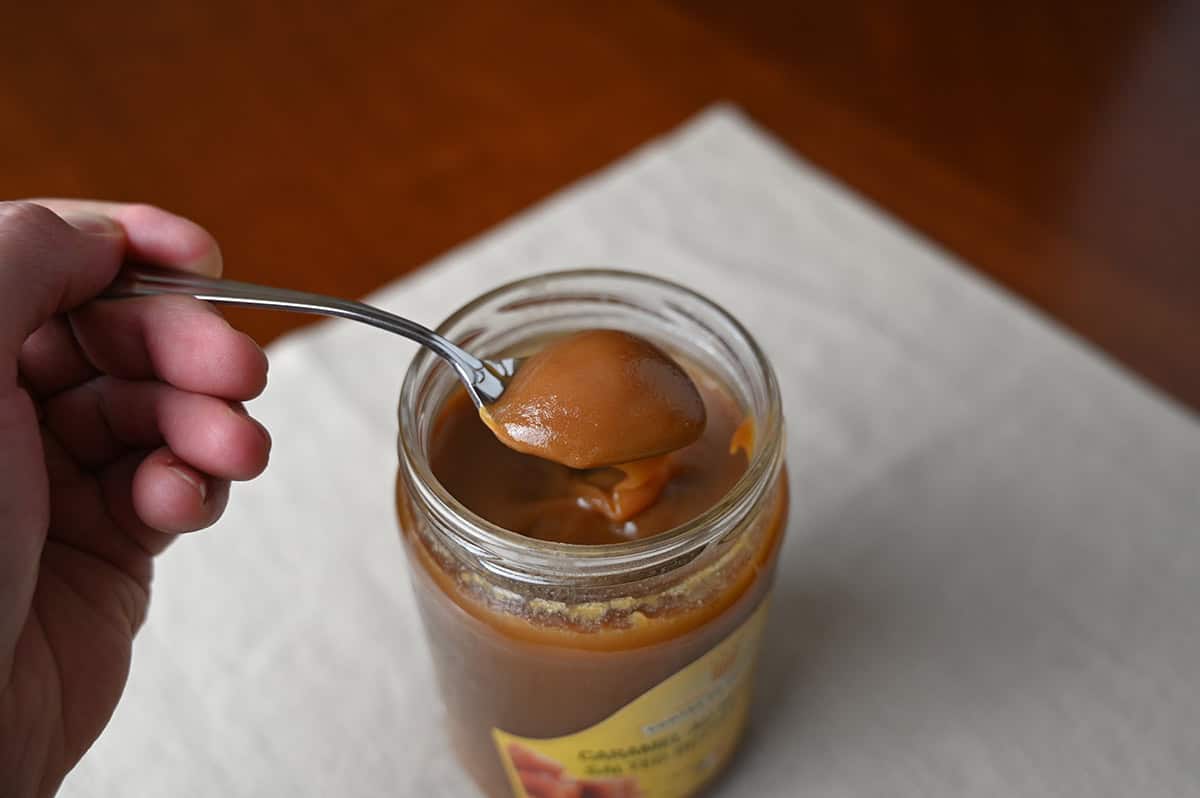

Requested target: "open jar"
[{"left": 396, "top": 270, "right": 787, "bottom": 798}]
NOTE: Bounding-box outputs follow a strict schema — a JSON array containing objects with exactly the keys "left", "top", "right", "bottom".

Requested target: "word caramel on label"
[{"left": 493, "top": 601, "right": 770, "bottom": 798}]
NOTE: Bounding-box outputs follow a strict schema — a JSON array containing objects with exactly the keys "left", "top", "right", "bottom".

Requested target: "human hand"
[{"left": 0, "top": 201, "right": 271, "bottom": 797}]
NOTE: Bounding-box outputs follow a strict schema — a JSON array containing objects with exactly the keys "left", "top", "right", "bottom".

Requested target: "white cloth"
[{"left": 63, "top": 105, "right": 1200, "bottom": 798}]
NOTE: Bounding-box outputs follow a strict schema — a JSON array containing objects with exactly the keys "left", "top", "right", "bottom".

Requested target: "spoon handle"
[{"left": 102, "top": 265, "right": 508, "bottom": 404}]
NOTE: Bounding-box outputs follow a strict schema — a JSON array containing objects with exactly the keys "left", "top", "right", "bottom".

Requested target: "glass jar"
[{"left": 396, "top": 270, "right": 787, "bottom": 798}]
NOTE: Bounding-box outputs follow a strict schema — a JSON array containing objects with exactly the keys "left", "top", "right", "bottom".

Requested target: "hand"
[{"left": 0, "top": 201, "right": 271, "bottom": 797}]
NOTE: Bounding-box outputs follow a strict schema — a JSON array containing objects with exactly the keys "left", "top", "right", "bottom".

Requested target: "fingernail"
[
  {"left": 61, "top": 211, "right": 123, "bottom": 236},
  {"left": 167, "top": 461, "right": 208, "bottom": 503},
  {"left": 228, "top": 403, "right": 272, "bottom": 449},
  {"left": 241, "top": 409, "right": 273, "bottom": 449}
]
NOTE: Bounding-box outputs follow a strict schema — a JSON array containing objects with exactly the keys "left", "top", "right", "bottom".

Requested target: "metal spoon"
[{"left": 102, "top": 265, "right": 517, "bottom": 406}]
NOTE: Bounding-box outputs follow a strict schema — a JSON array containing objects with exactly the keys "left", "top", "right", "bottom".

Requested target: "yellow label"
[{"left": 493, "top": 601, "right": 769, "bottom": 798}]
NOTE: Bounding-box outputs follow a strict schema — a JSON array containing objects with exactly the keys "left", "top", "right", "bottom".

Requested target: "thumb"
[
  {"left": 0, "top": 201, "right": 126, "bottom": 382},
  {"left": 0, "top": 201, "right": 125, "bottom": 680}
]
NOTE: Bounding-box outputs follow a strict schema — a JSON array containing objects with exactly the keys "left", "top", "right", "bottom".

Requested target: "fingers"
[
  {"left": 130, "top": 448, "right": 232, "bottom": 535},
  {"left": 1, "top": 199, "right": 246, "bottom": 398},
  {"left": 10, "top": 199, "right": 260, "bottom": 400},
  {"left": 43, "top": 376, "right": 271, "bottom": 478},
  {"left": 69, "top": 294, "right": 268, "bottom": 400},
  {"left": 21, "top": 295, "right": 267, "bottom": 402},
  {"left": 0, "top": 201, "right": 126, "bottom": 370},
  {"left": 0, "top": 198, "right": 253, "bottom": 670},
  {"left": 96, "top": 448, "right": 232, "bottom": 549},
  {"left": 27, "top": 199, "right": 223, "bottom": 277}
]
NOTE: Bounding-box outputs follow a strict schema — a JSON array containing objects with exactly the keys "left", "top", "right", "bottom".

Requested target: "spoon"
[{"left": 101, "top": 265, "right": 518, "bottom": 407}]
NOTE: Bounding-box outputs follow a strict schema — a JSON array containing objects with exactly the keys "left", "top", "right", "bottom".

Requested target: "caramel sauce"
[
  {"left": 433, "top": 369, "right": 747, "bottom": 545},
  {"left": 480, "top": 330, "right": 705, "bottom": 469}
]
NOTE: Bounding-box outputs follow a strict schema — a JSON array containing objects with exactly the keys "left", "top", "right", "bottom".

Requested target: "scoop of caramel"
[{"left": 480, "top": 329, "right": 706, "bottom": 469}]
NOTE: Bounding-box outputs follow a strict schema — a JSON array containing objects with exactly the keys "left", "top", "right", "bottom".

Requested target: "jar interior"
[{"left": 398, "top": 270, "right": 783, "bottom": 590}]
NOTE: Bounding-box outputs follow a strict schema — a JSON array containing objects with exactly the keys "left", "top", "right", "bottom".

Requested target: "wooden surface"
[{"left": 3, "top": 2, "right": 1197, "bottom": 409}]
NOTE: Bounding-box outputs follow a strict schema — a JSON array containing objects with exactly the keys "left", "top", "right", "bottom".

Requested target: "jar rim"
[{"left": 397, "top": 268, "right": 784, "bottom": 584}]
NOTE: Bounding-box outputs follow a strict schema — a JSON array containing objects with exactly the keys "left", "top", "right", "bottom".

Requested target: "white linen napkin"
[{"left": 63, "top": 105, "right": 1200, "bottom": 798}]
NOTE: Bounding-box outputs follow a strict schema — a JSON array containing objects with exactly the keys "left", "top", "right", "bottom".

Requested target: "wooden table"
[{"left": 4, "top": 2, "right": 1197, "bottom": 409}]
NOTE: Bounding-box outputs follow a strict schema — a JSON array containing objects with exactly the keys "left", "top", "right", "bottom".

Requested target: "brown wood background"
[{"left": 3, "top": 2, "right": 1197, "bottom": 409}]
